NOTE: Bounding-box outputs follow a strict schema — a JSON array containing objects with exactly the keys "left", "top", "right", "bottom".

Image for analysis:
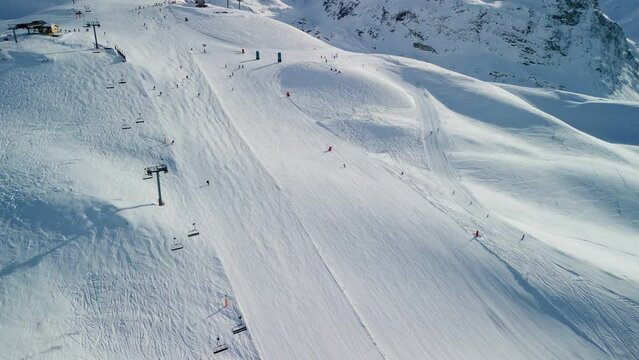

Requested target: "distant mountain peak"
[{"left": 269, "top": 0, "right": 639, "bottom": 99}]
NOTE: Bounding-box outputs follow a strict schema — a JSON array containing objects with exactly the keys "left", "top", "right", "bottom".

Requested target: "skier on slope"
[{"left": 474, "top": 230, "right": 480, "bottom": 238}]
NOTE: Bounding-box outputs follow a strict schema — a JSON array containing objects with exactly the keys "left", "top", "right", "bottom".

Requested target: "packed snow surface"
[{"left": 0, "top": 1, "right": 638, "bottom": 359}]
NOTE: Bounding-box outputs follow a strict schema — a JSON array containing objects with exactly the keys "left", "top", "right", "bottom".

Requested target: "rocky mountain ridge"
[{"left": 267, "top": 0, "right": 639, "bottom": 98}]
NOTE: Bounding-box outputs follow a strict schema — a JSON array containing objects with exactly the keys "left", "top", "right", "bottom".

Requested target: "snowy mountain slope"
[
  {"left": 0, "top": 35, "right": 262, "bottom": 359},
  {"left": 238, "top": 0, "right": 639, "bottom": 99},
  {"left": 1, "top": 1, "right": 639, "bottom": 359},
  {"left": 498, "top": 84, "right": 639, "bottom": 146},
  {"left": 600, "top": 0, "right": 639, "bottom": 44}
]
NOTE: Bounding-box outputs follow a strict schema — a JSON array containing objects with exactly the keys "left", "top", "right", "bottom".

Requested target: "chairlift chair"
[
  {"left": 187, "top": 222, "right": 200, "bottom": 237},
  {"left": 121, "top": 120, "right": 132, "bottom": 130},
  {"left": 142, "top": 170, "right": 152, "bottom": 180},
  {"left": 170, "top": 237, "right": 184, "bottom": 251},
  {"left": 135, "top": 117, "right": 144, "bottom": 124},
  {"left": 232, "top": 316, "right": 247, "bottom": 335},
  {"left": 106, "top": 81, "right": 114, "bottom": 89},
  {"left": 118, "top": 77, "right": 127, "bottom": 84},
  {"left": 213, "top": 336, "right": 229, "bottom": 355}
]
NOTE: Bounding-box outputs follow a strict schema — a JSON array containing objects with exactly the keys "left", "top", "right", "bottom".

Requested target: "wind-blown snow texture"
[{"left": 0, "top": 1, "right": 638, "bottom": 359}]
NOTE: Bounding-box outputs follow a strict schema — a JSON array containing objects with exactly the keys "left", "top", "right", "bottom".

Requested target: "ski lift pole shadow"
[
  {"left": 251, "top": 61, "right": 278, "bottom": 71},
  {"left": 188, "top": 305, "right": 228, "bottom": 328},
  {"left": 113, "top": 203, "right": 155, "bottom": 213}
]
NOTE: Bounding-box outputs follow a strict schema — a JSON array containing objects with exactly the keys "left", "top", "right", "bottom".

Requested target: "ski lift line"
[
  {"left": 291, "top": 219, "right": 388, "bottom": 359},
  {"left": 231, "top": 315, "right": 247, "bottom": 335},
  {"left": 232, "top": 323, "right": 247, "bottom": 335},
  {"left": 213, "top": 344, "right": 228, "bottom": 354},
  {"left": 142, "top": 170, "right": 152, "bottom": 180},
  {"left": 121, "top": 119, "right": 132, "bottom": 130},
  {"left": 187, "top": 222, "right": 200, "bottom": 237},
  {"left": 143, "top": 164, "right": 168, "bottom": 205},
  {"left": 213, "top": 336, "right": 229, "bottom": 354},
  {"left": 170, "top": 237, "right": 184, "bottom": 251}
]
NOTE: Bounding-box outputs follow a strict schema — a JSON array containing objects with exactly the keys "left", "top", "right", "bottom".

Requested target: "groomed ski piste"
[{"left": 1, "top": 0, "right": 638, "bottom": 359}]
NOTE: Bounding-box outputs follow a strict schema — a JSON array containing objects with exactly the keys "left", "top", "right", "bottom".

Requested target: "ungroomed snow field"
[{"left": 0, "top": 1, "right": 638, "bottom": 359}]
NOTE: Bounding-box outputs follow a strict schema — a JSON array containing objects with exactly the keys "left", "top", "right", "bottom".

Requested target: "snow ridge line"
[{"left": 292, "top": 218, "right": 389, "bottom": 360}]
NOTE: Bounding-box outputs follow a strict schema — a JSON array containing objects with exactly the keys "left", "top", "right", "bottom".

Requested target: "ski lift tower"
[
  {"left": 143, "top": 164, "right": 169, "bottom": 206},
  {"left": 84, "top": 20, "right": 101, "bottom": 50},
  {"left": 7, "top": 25, "right": 18, "bottom": 43}
]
